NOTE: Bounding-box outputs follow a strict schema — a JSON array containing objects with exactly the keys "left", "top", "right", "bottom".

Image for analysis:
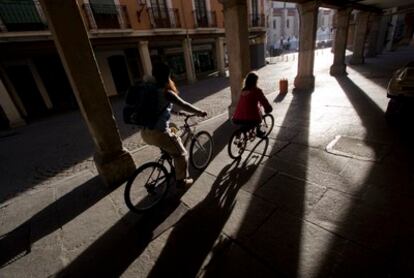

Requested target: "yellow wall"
[
  {"left": 76, "top": 0, "right": 226, "bottom": 31},
  {"left": 119, "top": 0, "right": 152, "bottom": 30}
]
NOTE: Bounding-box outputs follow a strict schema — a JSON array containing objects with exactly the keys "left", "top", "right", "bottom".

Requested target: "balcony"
[
  {"left": 193, "top": 10, "right": 217, "bottom": 28},
  {"left": 0, "top": 0, "right": 47, "bottom": 32},
  {"left": 147, "top": 7, "right": 181, "bottom": 29},
  {"left": 82, "top": 3, "right": 131, "bottom": 30},
  {"left": 249, "top": 13, "right": 265, "bottom": 28}
]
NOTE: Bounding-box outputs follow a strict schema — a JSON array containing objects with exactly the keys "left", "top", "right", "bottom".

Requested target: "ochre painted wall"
[{"left": 76, "top": 0, "right": 227, "bottom": 31}]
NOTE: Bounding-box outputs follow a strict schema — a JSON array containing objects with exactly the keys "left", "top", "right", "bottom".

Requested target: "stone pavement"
[{"left": 1, "top": 46, "right": 414, "bottom": 277}]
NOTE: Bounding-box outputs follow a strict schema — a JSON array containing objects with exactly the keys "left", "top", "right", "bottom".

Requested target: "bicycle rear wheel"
[
  {"left": 261, "top": 114, "right": 275, "bottom": 137},
  {"left": 124, "top": 162, "right": 170, "bottom": 213},
  {"left": 228, "top": 129, "right": 247, "bottom": 159},
  {"left": 190, "top": 131, "right": 213, "bottom": 170}
]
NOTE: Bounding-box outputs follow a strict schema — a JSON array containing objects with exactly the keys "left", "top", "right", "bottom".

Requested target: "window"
[
  {"left": 251, "top": 0, "right": 258, "bottom": 17},
  {"left": 195, "top": 0, "right": 208, "bottom": 26},
  {"left": 273, "top": 20, "right": 276, "bottom": 29},
  {"left": 286, "top": 18, "right": 290, "bottom": 28}
]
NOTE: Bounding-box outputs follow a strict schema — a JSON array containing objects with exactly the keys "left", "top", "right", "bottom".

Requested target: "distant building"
[{"left": 265, "top": 1, "right": 334, "bottom": 55}]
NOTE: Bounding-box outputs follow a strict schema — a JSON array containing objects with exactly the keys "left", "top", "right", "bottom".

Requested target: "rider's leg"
[{"left": 141, "top": 128, "right": 188, "bottom": 181}]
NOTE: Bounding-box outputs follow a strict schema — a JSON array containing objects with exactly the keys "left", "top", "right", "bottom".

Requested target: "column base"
[
  {"left": 349, "top": 56, "right": 364, "bottom": 65},
  {"left": 94, "top": 148, "right": 136, "bottom": 187},
  {"left": 330, "top": 64, "right": 348, "bottom": 76},
  {"left": 294, "top": 75, "right": 315, "bottom": 91},
  {"left": 9, "top": 118, "right": 26, "bottom": 128}
]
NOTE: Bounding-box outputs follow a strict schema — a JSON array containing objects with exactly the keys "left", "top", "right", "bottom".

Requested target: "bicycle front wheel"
[
  {"left": 228, "top": 129, "right": 247, "bottom": 159},
  {"left": 262, "top": 114, "right": 275, "bottom": 137},
  {"left": 190, "top": 131, "right": 213, "bottom": 170},
  {"left": 124, "top": 162, "right": 170, "bottom": 213}
]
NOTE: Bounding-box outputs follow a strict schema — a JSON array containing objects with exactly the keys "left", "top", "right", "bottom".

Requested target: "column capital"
[{"left": 138, "top": 40, "right": 149, "bottom": 47}]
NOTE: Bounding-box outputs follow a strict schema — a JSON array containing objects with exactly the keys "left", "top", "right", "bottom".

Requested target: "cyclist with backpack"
[{"left": 139, "top": 63, "right": 207, "bottom": 188}]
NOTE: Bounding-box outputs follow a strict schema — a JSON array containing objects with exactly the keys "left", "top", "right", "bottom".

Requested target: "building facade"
[
  {"left": 265, "top": 1, "right": 335, "bottom": 55},
  {"left": 0, "top": 0, "right": 266, "bottom": 129}
]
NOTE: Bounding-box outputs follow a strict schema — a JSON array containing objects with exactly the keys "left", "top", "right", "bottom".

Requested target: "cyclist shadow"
[{"left": 146, "top": 137, "right": 270, "bottom": 277}]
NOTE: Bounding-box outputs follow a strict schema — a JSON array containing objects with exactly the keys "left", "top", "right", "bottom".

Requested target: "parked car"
[{"left": 385, "top": 61, "right": 414, "bottom": 122}]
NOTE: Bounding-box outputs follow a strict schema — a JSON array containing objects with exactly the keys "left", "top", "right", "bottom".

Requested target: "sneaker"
[{"left": 176, "top": 178, "right": 194, "bottom": 188}]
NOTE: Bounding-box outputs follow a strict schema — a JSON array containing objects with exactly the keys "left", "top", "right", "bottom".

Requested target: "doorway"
[{"left": 107, "top": 55, "right": 131, "bottom": 95}]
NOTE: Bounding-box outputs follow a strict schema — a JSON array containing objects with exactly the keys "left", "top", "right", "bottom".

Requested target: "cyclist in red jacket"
[{"left": 232, "top": 72, "right": 273, "bottom": 137}]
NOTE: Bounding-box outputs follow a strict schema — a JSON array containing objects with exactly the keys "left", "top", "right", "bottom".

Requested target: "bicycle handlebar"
[{"left": 177, "top": 111, "right": 205, "bottom": 127}]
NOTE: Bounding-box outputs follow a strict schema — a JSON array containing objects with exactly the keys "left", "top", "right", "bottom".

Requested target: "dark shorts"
[{"left": 232, "top": 119, "right": 261, "bottom": 131}]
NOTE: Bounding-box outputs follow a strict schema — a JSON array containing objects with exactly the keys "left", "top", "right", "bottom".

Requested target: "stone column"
[
  {"left": 0, "top": 66, "right": 27, "bottom": 117},
  {"left": 0, "top": 78, "right": 26, "bottom": 128},
  {"left": 330, "top": 8, "right": 352, "bottom": 76},
  {"left": 28, "top": 60, "right": 53, "bottom": 109},
  {"left": 182, "top": 38, "right": 197, "bottom": 84},
  {"left": 38, "top": 0, "right": 135, "bottom": 186},
  {"left": 138, "top": 41, "right": 152, "bottom": 77},
  {"left": 349, "top": 11, "right": 370, "bottom": 65},
  {"left": 386, "top": 8, "right": 398, "bottom": 51},
  {"left": 376, "top": 15, "right": 389, "bottom": 54},
  {"left": 366, "top": 14, "right": 381, "bottom": 57},
  {"left": 294, "top": 1, "right": 318, "bottom": 91},
  {"left": 403, "top": 13, "right": 414, "bottom": 44},
  {"left": 223, "top": 0, "right": 250, "bottom": 116},
  {"left": 215, "top": 37, "right": 226, "bottom": 77}
]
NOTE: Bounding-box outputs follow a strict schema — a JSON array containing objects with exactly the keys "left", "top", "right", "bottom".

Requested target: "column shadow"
[
  {"left": 197, "top": 89, "right": 312, "bottom": 276},
  {"left": 313, "top": 76, "right": 414, "bottom": 276},
  {"left": 146, "top": 138, "right": 270, "bottom": 278}
]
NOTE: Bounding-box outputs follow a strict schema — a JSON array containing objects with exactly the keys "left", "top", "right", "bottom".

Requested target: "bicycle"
[
  {"left": 227, "top": 113, "right": 274, "bottom": 159},
  {"left": 124, "top": 112, "right": 214, "bottom": 213}
]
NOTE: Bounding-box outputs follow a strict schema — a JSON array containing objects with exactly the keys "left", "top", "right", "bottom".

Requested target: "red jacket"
[{"left": 232, "top": 88, "right": 272, "bottom": 122}]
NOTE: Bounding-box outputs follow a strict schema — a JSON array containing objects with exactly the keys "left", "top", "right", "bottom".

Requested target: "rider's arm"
[
  {"left": 257, "top": 89, "right": 273, "bottom": 114},
  {"left": 165, "top": 90, "right": 207, "bottom": 116}
]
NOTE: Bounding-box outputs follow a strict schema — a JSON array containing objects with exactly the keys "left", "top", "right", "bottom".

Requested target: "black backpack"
[{"left": 123, "top": 81, "right": 165, "bottom": 128}]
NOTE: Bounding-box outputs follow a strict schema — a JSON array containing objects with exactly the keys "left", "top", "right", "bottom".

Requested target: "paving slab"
[
  {"left": 255, "top": 173, "right": 327, "bottom": 217},
  {"left": 248, "top": 209, "right": 347, "bottom": 278},
  {"left": 199, "top": 241, "right": 280, "bottom": 277},
  {"left": 306, "top": 189, "right": 397, "bottom": 253},
  {"left": 264, "top": 156, "right": 365, "bottom": 196},
  {"left": 275, "top": 143, "right": 350, "bottom": 175}
]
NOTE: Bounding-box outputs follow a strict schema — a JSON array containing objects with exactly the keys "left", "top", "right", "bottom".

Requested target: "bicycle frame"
[{"left": 173, "top": 113, "right": 198, "bottom": 147}]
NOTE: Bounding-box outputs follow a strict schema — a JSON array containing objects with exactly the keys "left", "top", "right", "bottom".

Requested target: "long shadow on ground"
[
  {"left": 147, "top": 139, "right": 270, "bottom": 277},
  {"left": 312, "top": 76, "right": 414, "bottom": 276},
  {"left": 38, "top": 120, "right": 233, "bottom": 277}
]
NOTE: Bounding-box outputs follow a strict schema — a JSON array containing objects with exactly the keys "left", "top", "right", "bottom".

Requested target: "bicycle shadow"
[
  {"left": 46, "top": 119, "right": 235, "bottom": 276},
  {"left": 146, "top": 138, "right": 270, "bottom": 277}
]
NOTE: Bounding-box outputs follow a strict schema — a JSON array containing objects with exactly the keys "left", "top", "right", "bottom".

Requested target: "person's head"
[
  {"left": 152, "top": 62, "right": 171, "bottom": 85},
  {"left": 152, "top": 62, "right": 178, "bottom": 94},
  {"left": 243, "top": 72, "right": 259, "bottom": 90}
]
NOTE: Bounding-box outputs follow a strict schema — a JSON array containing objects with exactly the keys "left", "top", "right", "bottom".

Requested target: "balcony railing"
[
  {"left": 82, "top": 3, "right": 131, "bottom": 30},
  {"left": 249, "top": 13, "right": 265, "bottom": 28},
  {"left": 193, "top": 10, "right": 217, "bottom": 28},
  {"left": 0, "top": 0, "right": 47, "bottom": 32},
  {"left": 147, "top": 7, "right": 181, "bottom": 29}
]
